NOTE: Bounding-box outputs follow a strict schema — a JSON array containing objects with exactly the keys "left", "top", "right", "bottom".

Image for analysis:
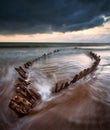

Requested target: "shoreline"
[{"left": 0, "top": 42, "right": 110, "bottom": 48}]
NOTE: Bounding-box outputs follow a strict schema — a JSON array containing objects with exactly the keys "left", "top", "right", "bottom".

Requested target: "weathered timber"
[
  {"left": 9, "top": 96, "right": 32, "bottom": 116},
  {"left": 15, "top": 66, "right": 27, "bottom": 79},
  {"left": 24, "top": 61, "right": 32, "bottom": 69},
  {"left": 15, "top": 78, "right": 30, "bottom": 88},
  {"left": 9, "top": 87, "right": 41, "bottom": 116}
]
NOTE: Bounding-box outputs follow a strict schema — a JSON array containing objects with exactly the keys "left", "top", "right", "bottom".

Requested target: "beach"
[{"left": 0, "top": 44, "right": 110, "bottom": 130}]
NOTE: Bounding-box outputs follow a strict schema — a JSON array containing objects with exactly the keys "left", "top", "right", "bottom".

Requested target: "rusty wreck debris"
[{"left": 9, "top": 50, "right": 100, "bottom": 116}]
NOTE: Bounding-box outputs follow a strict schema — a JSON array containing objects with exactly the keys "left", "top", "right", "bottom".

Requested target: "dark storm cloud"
[{"left": 0, "top": 0, "right": 110, "bottom": 34}]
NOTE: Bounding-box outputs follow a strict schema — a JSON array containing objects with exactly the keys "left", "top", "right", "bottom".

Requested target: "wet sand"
[
  {"left": 28, "top": 83, "right": 110, "bottom": 130},
  {"left": 1, "top": 81, "right": 110, "bottom": 130},
  {"left": 0, "top": 46, "right": 110, "bottom": 130}
]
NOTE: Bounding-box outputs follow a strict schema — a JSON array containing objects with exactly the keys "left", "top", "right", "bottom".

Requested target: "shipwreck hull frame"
[{"left": 9, "top": 50, "right": 101, "bottom": 116}]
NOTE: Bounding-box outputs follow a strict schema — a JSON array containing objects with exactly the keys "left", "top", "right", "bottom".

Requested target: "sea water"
[{"left": 0, "top": 43, "right": 110, "bottom": 130}]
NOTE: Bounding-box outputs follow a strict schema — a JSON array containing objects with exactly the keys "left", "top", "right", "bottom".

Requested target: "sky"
[{"left": 0, "top": 0, "right": 110, "bottom": 42}]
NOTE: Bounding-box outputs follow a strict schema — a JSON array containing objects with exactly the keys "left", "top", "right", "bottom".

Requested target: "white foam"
[
  {"left": 33, "top": 79, "right": 53, "bottom": 101},
  {"left": 1, "top": 66, "right": 15, "bottom": 82}
]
